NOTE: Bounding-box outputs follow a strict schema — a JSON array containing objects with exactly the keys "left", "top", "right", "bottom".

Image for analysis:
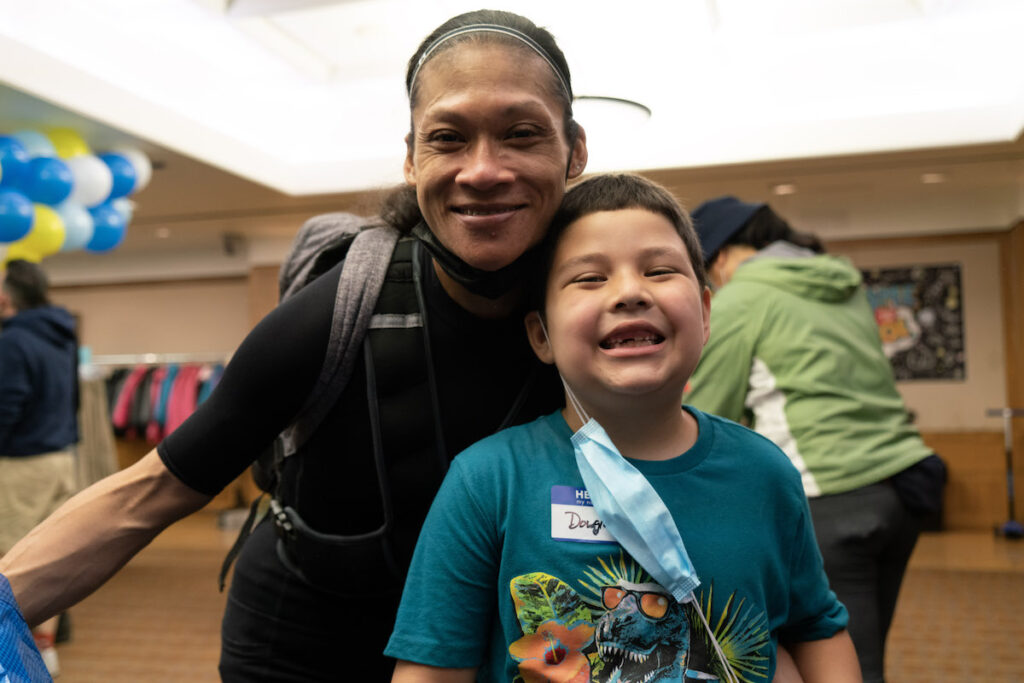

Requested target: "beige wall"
[
  {"left": 51, "top": 278, "right": 250, "bottom": 357},
  {"left": 49, "top": 234, "right": 1006, "bottom": 434},
  {"left": 40, "top": 229, "right": 1017, "bottom": 529},
  {"left": 830, "top": 236, "right": 1005, "bottom": 432}
]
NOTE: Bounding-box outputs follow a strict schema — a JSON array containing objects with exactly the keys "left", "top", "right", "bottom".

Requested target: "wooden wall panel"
[
  {"left": 1000, "top": 220, "right": 1024, "bottom": 531},
  {"left": 920, "top": 431, "right": 1007, "bottom": 531},
  {"left": 247, "top": 264, "right": 280, "bottom": 328}
]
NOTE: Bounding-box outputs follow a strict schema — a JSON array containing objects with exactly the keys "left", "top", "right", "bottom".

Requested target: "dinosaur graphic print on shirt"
[{"left": 507, "top": 552, "right": 770, "bottom": 683}]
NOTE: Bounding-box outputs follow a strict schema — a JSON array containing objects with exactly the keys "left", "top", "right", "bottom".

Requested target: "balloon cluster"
[{"left": 0, "top": 128, "right": 151, "bottom": 264}]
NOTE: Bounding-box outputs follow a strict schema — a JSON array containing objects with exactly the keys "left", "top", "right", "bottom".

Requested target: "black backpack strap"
[
  {"left": 218, "top": 492, "right": 266, "bottom": 591},
  {"left": 269, "top": 237, "right": 430, "bottom": 594},
  {"left": 218, "top": 224, "right": 399, "bottom": 591},
  {"left": 281, "top": 224, "right": 400, "bottom": 457}
]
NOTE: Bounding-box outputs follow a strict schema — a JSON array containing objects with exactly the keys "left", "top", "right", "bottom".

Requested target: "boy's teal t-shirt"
[{"left": 385, "top": 408, "right": 847, "bottom": 682}]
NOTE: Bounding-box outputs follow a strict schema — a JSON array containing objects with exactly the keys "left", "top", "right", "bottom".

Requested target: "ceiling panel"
[{"left": 0, "top": 0, "right": 1021, "bottom": 196}]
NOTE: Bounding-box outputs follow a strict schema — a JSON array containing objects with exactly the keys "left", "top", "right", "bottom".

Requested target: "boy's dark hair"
[
  {"left": 529, "top": 174, "right": 707, "bottom": 311},
  {"left": 722, "top": 205, "right": 825, "bottom": 258},
  {"left": 2, "top": 259, "right": 50, "bottom": 310}
]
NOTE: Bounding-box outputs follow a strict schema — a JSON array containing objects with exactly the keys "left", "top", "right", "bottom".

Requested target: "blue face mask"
[
  {"left": 571, "top": 418, "right": 700, "bottom": 603},
  {"left": 569, "top": 411, "right": 740, "bottom": 683}
]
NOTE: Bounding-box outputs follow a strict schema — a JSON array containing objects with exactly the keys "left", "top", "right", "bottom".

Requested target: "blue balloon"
[
  {"left": 56, "top": 202, "right": 94, "bottom": 251},
  {"left": 0, "top": 189, "right": 34, "bottom": 242},
  {"left": 98, "top": 152, "right": 137, "bottom": 200},
  {"left": 23, "top": 157, "right": 74, "bottom": 205},
  {"left": 85, "top": 202, "right": 126, "bottom": 252},
  {"left": 0, "top": 136, "right": 30, "bottom": 188},
  {"left": 12, "top": 130, "right": 56, "bottom": 158}
]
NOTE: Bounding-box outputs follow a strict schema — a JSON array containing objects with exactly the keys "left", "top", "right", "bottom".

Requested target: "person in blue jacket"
[{"left": 0, "top": 259, "right": 79, "bottom": 677}]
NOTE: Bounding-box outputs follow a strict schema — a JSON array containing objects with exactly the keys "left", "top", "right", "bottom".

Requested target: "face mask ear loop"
[
  {"left": 687, "top": 591, "right": 740, "bottom": 683},
  {"left": 537, "top": 315, "right": 589, "bottom": 425}
]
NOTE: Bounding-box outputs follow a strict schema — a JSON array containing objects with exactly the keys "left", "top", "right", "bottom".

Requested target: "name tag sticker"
[{"left": 551, "top": 485, "right": 616, "bottom": 543}]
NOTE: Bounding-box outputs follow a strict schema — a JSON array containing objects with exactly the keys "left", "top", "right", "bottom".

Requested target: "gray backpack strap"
[
  {"left": 281, "top": 224, "right": 401, "bottom": 456},
  {"left": 279, "top": 212, "right": 376, "bottom": 301}
]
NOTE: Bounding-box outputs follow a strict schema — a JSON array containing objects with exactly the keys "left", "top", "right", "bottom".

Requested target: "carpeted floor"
[{"left": 886, "top": 569, "right": 1024, "bottom": 681}]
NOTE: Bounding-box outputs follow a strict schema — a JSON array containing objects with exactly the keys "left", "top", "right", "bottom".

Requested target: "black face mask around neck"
[{"left": 411, "top": 222, "right": 543, "bottom": 300}]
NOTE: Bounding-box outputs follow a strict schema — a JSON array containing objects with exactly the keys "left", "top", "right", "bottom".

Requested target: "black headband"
[{"left": 408, "top": 23, "right": 571, "bottom": 100}]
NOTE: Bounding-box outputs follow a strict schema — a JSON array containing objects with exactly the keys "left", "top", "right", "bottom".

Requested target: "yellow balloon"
[
  {"left": 45, "top": 127, "right": 92, "bottom": 159},
  {"left": 3, "top": 241, "right": 42, "bottom": 265},
  {"left": 9, "top": 205, "right": 66, "bottom": 259}
]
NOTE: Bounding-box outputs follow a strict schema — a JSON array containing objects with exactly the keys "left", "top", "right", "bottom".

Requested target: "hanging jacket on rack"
[
  {"left": 165, "top": 365, "right": 202, "bottom": 435},
  {"left": 130, "top": 368, "right": 157, "bottom": 437},
  {"left": 110, "top": 366, "right": 150, "bottom": 437},
  {"left": 153, "top": 364, "right": 179, "bottom": 433},
  {"left": 197, "top": 364, "right": 224, "bottom": 406},
  {"left": 144, "top": 367, "right": 169, "bottom": 444}
]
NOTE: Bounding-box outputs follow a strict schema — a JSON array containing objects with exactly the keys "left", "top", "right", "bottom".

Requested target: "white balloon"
[
  {"left": 66, "top": 155, "right": 113, "bottom": 208},
  {"left": 111, "top": 197, "right": 135, "bottom": 224},
  {"left": 112, "top": 147, "right": 152, "bottom": 192},
  {"left": 56, "top": 201, "right": 95, "bottom": 251}
]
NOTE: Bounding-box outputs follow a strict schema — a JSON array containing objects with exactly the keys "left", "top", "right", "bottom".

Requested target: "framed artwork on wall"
[{"left": 861, "top": 263, "right": 965, "bottom": 381}]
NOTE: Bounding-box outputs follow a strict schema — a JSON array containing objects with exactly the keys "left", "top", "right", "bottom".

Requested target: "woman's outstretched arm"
[{"left": 0, "top": 449, "right": 210, "bottom": 626}]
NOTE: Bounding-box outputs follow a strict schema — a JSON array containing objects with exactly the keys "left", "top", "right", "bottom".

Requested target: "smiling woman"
[{"left": 0, "top": 9, "right": 590, "bottom": 682}]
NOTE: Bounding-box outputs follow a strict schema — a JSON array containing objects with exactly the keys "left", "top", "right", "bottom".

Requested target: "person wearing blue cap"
[{"left": 685, "top": 196, "right": 947, "bottom": 683}]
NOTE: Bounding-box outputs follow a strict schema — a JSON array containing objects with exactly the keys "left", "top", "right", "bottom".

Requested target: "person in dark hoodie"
[
  {"left": 0, "top": 258, "right": 78, "bottom": 677},
  {"left": 683, "top": 197, "right": 947, "bottom": 683}
]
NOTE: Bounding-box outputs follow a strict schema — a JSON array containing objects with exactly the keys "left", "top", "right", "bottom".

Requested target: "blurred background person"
[
  {"left": 0, "top": 258, "right": 79, "bottom": 677},
  {"left": 684, "top": 196, "right": 947, "bottom": 683}
]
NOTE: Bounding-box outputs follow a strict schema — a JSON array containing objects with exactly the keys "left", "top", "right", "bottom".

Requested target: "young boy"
[{"left": 386, "top": 175, "right": 860, "bottom": 683}]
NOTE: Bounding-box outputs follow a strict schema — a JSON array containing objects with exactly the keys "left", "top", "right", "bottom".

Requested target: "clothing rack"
[
  {"left": 89, "top": 353, "right": 231, "bottom": 442},
  {"left": 87, "top": 352, "right": 231, "bottom": 367}
]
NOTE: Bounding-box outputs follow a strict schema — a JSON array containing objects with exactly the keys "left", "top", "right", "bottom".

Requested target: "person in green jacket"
[{"left": 684, "top": 196, "right": 946, "bottom": 683}]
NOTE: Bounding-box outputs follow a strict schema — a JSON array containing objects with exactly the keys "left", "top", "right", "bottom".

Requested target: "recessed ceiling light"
[
  {"left": 156, "top": 228, "right": 171, "bottom": 239},
  {"left": 921, "top": 172, "right": 946, "bottom": 184},
  {"left": 771, "top": 183, "right": 797, "bottom": 195}
]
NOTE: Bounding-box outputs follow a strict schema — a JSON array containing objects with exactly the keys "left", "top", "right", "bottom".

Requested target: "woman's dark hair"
[
  {"left": 380, "top": 10, "right": 579, "bottom": 233},
  {"left": 2, "top": 259, "right": 50, "bottom": 310},
  {"left": 528, "top": 174, "right": 708, "bottom": 312},
  {"left": 378, "top": 185, "right": 422, "bottom": 234},
  {"left": 723, "top": 206, "right": 826, "bottom": 255}
]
